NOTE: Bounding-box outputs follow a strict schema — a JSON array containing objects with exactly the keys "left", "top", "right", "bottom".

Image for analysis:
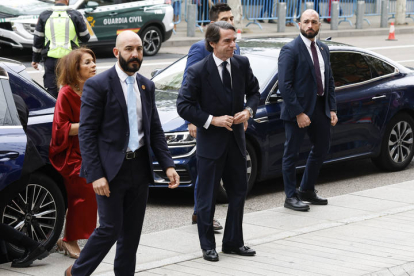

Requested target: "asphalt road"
[{"left": 2, "top": 33, "right": 414, "bottom": 236}]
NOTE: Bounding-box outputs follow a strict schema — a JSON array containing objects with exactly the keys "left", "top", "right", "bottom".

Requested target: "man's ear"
[
  {"left": 209, "top": 41, "right": 215, "bottom": 50},
  {"left": 113, "top": 47, "right": 119, "bottom": 59}
]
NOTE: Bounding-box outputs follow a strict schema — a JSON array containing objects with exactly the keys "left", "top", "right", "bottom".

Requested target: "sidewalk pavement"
[
  {"left": 1, "top": 180, "right": 414, "bottom": 275},
  {"left": 163, "top": 15, "right": 414, "bottom": 49}
]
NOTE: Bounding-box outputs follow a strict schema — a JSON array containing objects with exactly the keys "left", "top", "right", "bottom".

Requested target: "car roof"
[{"left": 238, "top": 38, "right": 411, "bottom": 73}]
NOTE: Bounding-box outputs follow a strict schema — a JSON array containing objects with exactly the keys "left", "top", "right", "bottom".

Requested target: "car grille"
[
  {"left": 0, "top": 22, "right": 12, "bottom": 31},
  {"left": 23, "top": 23, "right": 36, "bottom": 35},
  {"left": 153, "top": 166, "right": 192, "bottom": 184}
]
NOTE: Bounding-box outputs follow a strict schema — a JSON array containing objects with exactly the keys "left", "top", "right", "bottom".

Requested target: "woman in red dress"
[{"left": 49, "top": 48, "right": 98, "bottom": 259}]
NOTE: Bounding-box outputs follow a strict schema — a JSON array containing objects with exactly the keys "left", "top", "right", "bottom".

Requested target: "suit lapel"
[
  {"left": 109, "top": 66, "right": 129, "bottom": 123},
  {"left": 316, "top": 41, "right": 330, "bottom": 93},
  {"left": 206, "top": 55, "right": 228, "bottom": 105},
  {"left": 137, "top": 74, "right": 149, "bottom": 135},
  {"left": 297, "top": 36, "right": 316, "bottom": 83},
  {"left": 230, "top": 57, "right": 243, "bottom": 114}
]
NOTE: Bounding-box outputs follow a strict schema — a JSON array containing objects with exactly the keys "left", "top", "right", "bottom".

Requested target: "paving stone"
[
  {"left": 329, "top": 195, "right": 409, "bottom": 212},
  {"left": 180, "top": 258, "right": 267, "bottom": 276},
  {"left": 352, "top": 187, "right": 414, "bottom": 204}
]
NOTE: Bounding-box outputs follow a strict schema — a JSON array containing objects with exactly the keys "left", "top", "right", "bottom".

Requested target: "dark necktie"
[
  {"left": 310, "top": 41, "right": 324, "bottom": 96},
  {"left": 221, "top": 61, "right": 232, "bottom": 93}
]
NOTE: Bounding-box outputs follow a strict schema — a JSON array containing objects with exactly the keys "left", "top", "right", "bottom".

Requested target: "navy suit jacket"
[
  {"left": 182, "top": 39, "right": 241, "bottom": 85},
  {"left": 177, "top": 54, "right": 260, "bottom": 160},
  {"left": 79, "top": 66, "right": 174, "bottom": 184},
  {"left": 278, "top": 36, "right": 336, "bottom": 121}
]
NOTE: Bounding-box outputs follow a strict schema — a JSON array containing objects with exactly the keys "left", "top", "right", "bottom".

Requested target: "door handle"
[
  {"left": 109, "top": 12, "right": 118, "bottom": 16},
  {"left": 0, "top": 151, "right": 20, "bottom": 162},
  {"left": 372, "top": 95, "right": 386, "bottom": 100}
]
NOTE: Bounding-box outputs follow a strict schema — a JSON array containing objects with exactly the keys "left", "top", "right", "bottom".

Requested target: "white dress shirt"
[
  {"left": 300, "top": 33, "right": 325, "bottom": 91},
  {"left": 203, "top": 53, "right": 232, "bottom": 129},
  {"left": 115, "top": 62, "right": 144, "bottom": 150}
]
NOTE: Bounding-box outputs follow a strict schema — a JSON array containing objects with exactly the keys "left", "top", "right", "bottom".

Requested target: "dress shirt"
[
  {"left": 203, "top": 53, "right": 232, "bottom": 129},
  {"left": 300, "top": 33, "right": 325, "bottom": 91},
  {"left": 115, "top": 63, "right": 144, "bottom": 150}
]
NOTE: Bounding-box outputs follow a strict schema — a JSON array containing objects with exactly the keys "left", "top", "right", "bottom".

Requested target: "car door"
[
  {"left": 329, "top": 51, "right": 395, "bottom": 160},
  {"left": 0, "top": 67, "right": 27, "bottom": 192},
  {"left": 82, "top": 0, "right": 146, "bottom": 42}
]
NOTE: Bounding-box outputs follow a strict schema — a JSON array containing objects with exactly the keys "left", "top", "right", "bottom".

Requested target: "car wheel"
[
  {"left": 1, "top": 172, "right": 65, "bottom": 259},
  {"left": 141, "top": 26, "right": 162, "bottom": 56},
  {"left": 216, "top": 141, "right": 258, "bottom": 203},
  {"left": 372, "top": 113, "right": 414, "bottom": 171}
]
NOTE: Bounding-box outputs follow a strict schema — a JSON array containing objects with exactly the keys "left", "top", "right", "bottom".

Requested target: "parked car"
[
  {"left": 0, "top": 0, "right": 174, "bottom": 56},
  {"left": 150, "top": 38, "right": 414, "bottom": 202},
  {"left": 0, "top": 58, "right": 65, "bottom": 261}
]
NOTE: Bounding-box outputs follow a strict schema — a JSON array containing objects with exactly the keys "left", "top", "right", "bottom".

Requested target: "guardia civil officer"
[{"left": 32, "top": 0, "right": 90, "bottom": 97}]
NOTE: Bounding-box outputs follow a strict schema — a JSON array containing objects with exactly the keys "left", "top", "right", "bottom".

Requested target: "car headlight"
[{"left": 165, "top": 131, "right": 196, "bottom": 146}]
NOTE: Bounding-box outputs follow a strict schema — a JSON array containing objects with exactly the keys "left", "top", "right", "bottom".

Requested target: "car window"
[
  {"left": 365, "top": 55, "right": 396, "bottom": 78},
  {"left": 0, "top": 80, "right": 21, "bottom": 127},
  {"left": 153, "top": 54, "right": 277, "bottom": 93},
  {"left": 330, "top": 52, "right": 372, "bottom": 88}
]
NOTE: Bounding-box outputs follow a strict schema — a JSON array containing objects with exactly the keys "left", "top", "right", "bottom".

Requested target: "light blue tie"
[{"left": 126, "top": 76, "right": 139, "bottom": 152}]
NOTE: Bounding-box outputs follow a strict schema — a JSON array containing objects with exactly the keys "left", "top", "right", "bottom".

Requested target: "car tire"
[
  {"left": 141, "top": 26, "right": 162, "bottom": 56},
  {"left": 1, "top": 172, "right": 65, "bottom": 259},
  {"left": 371, "top": 113, "right": 414, "bottom": 171},
  {"left": 216, "top": 141, "right": 258, "bottom": 203}
]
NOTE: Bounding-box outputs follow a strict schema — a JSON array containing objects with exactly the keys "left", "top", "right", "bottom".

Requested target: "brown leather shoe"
[
  {"left": 64, "top": 265, "right": 73, "bottom": 276},
  {"left": 192, "top": 214, "right": 223, "bottom": 231}
]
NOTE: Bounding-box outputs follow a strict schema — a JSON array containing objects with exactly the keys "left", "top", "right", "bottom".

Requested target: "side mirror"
[
  {"left": 84, "top": 1, "right": 99, "bottom": 12},
  {"left": 268, "top": 90, "right": 283, "bottom": 103},
  {"left": 151, "top": 68, "right": 163, "bottom": 78}
]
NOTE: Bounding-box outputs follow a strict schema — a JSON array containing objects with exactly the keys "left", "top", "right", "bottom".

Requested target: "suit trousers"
[
  {"left": 282, "top": 97, "right": 331, "bottom": 198},
  {"left": 71, "top": 146, "right": 150, "bottom": 276},
  {"left": 196, "top": 134, "right": 247, "bottom": 250},
  {"left": 43, "top": 57, "right": 58, "bottom": 98}
]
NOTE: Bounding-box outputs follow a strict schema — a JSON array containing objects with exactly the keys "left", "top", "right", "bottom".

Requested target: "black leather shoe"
[
  {"left": 192, "top": 214, "right": 223, "bottom": 231},
  {"left": 268, "top": 19, "right": 277, "bottom": 23},
  {"left": 284, "top": 196, "right": 310, "bottom": 211},
  {"left": 11, "top": 245, "right": 49, "bottom": 268},
  {"left": 202, "top": 249, "right": 219, "bottom": 261},
  {"left": 222, "top": 245, "right": 256, "bottom": 256},
  {"left": 298, "top": 189, "right": 328, "bottom": 205},
  {"left": 258, "top": 20, "right": 265, "bottom": 23}
]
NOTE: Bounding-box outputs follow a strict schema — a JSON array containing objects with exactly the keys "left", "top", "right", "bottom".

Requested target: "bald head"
[
  {"left": 300, "top": 9, "right": 319, "bottom": 22},
  {"left": 115, "top": 30, "right": 142, "bottom": 48},
  {"left": 114, "top": 30, "right": 143, "bottom": 75}
]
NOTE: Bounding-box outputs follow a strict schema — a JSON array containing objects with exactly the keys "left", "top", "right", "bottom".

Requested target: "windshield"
[{"left": 152, "top": 52, "right": 278, "bottom": 93}]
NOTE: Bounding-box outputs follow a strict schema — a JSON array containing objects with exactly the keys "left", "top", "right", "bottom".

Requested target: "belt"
[{"left": 125, "top": 146, "right": 145, "bottom": 160}]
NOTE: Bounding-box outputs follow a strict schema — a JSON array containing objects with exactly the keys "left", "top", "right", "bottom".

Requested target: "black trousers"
[
  {"left": 71, "top": 146, "right": 151, "bottom": 276},
  {"left": 196, "top": 135, "right": 247, "bottom": 250},
  {"left": 282, "top": 97, "right": 331, "bottom": 198},
  {"left": 43, "top": 57, "right": 58, "bottom": 98},
  {"left": 0, "top": 224, "right": 38, "bottom": 250}
]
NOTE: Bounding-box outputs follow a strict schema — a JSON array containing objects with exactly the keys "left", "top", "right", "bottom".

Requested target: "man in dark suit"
[
  {"left": 65, "top": 31, "right": 179, "bottom": 276},
  {"left": 183, "top": 2, "right": 242, "bottom": 232},
  {"left": 278, "top": 9, "right": 338, "bottom": 212},
  {"left": 177, "top": 21, "right": 260, "bottom": 262}
]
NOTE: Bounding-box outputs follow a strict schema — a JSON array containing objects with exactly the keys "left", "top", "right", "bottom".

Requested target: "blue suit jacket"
[
  {"left": 278, "top": 36, "right": 336, "bottom": 121},
  {"left": 182, "top": 39, "right": 241, "bottom": 85},
  {"left": 177, "top": 54, "right": 260, "bottom": 159},
  {"left": 79, "top": 66, "right": 174, "bottom": 184}
]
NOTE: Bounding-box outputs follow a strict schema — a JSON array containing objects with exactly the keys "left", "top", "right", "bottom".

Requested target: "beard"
[
  {"left": 300, "top": 28, "right": 319, "bottom": 39},
  {"left": 119, "top": 53, "right": 142, "bottom": 73}
]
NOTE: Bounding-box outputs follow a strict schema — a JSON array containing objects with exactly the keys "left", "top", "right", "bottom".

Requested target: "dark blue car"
[
  {"left": 151, "top": 38, "right": 414, "bottom": 202},
  {"left": 0, "top": 58, "right": 65, "bottom": 260}
]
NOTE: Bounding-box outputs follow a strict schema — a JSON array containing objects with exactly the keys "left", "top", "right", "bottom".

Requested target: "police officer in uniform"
[{"left": 32, "top": 0, "right": 90, "bottom": 97}]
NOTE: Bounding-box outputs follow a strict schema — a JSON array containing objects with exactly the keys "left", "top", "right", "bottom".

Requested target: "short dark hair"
[
  {"left": 205, "top": 21, "right": 236, "bottom": 52},
  {"left": 209, "top": 3, "right": 232, "bottom": 22}
]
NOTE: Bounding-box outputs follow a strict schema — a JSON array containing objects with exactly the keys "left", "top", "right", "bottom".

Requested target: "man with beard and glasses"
[
  {"left": 64, "top": 30, "right": 180, "bottom": 276},
  {"left": 278, "top": 9, "right": 338, "bottom": 212}
]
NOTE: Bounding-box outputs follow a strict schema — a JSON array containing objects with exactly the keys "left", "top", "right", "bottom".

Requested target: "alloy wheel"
[{"left": 388, "top": 121, "right": 414, "bottom": 164}]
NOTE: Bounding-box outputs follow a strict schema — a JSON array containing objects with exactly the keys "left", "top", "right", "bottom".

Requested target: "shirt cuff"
[{"left": 204, "top": 115, "right": 213, "bottom": 129}]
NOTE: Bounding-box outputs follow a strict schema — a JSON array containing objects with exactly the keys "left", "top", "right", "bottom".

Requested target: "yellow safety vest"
[{"left": 45, "top": 7, "right": 79, "bottom": 58}]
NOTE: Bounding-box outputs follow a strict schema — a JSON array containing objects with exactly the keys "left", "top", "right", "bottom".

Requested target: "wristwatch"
[{"left": 245, "top": 106, "right": 254, "bottom": 118}]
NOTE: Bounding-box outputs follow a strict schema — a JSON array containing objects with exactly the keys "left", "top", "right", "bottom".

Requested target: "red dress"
[{"left": 49, "top": 85, "right": 97, "bottom": 242}]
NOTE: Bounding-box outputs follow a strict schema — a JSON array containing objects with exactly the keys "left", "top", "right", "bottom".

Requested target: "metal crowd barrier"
[
  {"left": 184, "top": 0, "right": 227, "bottom": 32},
  {"left": 389, "top": 0, "right": 414, "bottom": 20},
  {"left": 172, "top": 0, "right": 182, "bottom": 34}
]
